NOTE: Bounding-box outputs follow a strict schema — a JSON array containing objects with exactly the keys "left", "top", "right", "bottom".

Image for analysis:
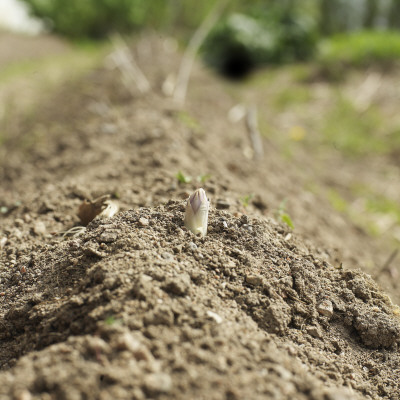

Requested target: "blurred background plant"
[{"left": 15, "top": 0, "right": 400, "bottom": 75}]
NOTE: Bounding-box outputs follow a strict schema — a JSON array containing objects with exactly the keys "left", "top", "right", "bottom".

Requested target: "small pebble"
[
  {"left": 33, "top": 221, "right": 47, "bottom": 235},
  {"left": 68, "top": 240, "right": 81, "bottom": 250},
  {"left": 188, "top": 242, "right": 197, "bottom": 251},
  {"left": 286, "top": 345, "right": 297, "bottom": 356},
  {"left": 14, "top": 390, "right": 32, "bottom": 400},
  {"left": 240, "top": 215, "right": 249, "bottom": 224},
  {"left": 190, "top": 270, "right": 206, "bottom": 285},
  {"left": 216, "top": 200, "right": 230, "bottom": 210},
  {"left": 99, "top": 231, "right": 118, "bottom": 243},
  {"left": 306, "top": 325, "right": 322, "bottom": 338},
  {"left": 143, "top": 373, "right": 172, "bottom": 394},
  {"left": 115, "top": 332, "right": 141, "bottom": 352},
  {"left": 317, "top": 300, "right": 334, "bottom": 318},
  {"left": 139, "top": 217, "right": 149, "bottom": 227},
  {"left": 207, "top": 310, "right": 223, "bottom": 324},
  {"left": 163, "top": 275, "right": 190, "bottom": 296},
  {"left": 101, "top": 123, "right": 117, "bottom": 134},
  {"left": 245, "top": 274, "right": 263, "bottom": 286},
  {"left": 14, "top": 218, "right": 24, "bottom": 227},
  {"left": 0, "top": 237, "right": 7, "bottom": 249},
  {"left": 83, "top": 246, "right": 104, "bottom": 258},
  {"left": 231, "top": 248, "right": 242, "bottom": 256},
  {"left": 172, "top": 245, "right": 182, "bottom": 253},
  {"left": 325, "top": 387, "right": 359, "bottom": 400},
  {"left": 242, "top": 224, "right": 253, "bottom": 232},
  {"left": 284, "top": 233, "right": 292, "bottom": 241},
  {"left": 161, "top": 252, "right": 173, "bottom": 260}
]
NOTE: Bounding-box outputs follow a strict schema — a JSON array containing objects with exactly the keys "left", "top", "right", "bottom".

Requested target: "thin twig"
[
  {"left": 110, "top": 33, "right": 151, "bottom": 94},
  {"left": 375, "top": 248, "right": 398, "bottom": 278},
  {"left": 61, "top": 226, "right": 86, "bottom": 239},
  {"left": 245, "top": 105, "right": 264, "bottom": 160},
  {"left": 173, "top": 0, "right": 229, "bottom": 106}
]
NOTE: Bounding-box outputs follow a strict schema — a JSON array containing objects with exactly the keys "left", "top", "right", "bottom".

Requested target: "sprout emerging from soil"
[{"left": 184, "top": 188, "right": 209, "bottom": 237}]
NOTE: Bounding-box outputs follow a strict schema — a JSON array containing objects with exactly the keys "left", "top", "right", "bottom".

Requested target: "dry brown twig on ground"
[{"left": 173, "top": 0, "right": 229, "bottom": 107}]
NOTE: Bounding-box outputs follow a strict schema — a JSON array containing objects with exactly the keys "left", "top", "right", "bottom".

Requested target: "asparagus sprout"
[{"left": 184, "top": 188, "right": 209, "bottom": 237}]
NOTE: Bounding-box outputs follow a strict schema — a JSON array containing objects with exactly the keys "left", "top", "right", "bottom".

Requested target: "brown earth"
[{"left": 0, "top": 33, "right": 399, "bottom": 400}]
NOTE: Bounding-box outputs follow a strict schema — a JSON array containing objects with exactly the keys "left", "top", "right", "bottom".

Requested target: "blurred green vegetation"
[
  {"left": 20, "top": 0, "right": 223, "bottom": 38},
  {"left": 202, "top": 8, "right": 317, "bottom": 77},
  {"left": 20, "top": 0, "right": 400, "bottom": 71},
  {"left": 325, "top": 185, "right": 400, "bottom": 241},
  {"left": 353, "top": 185, "right": 400, "bottom": 227},
  {"left": 273, "top": 86, "right": 313, "bottom": 109},
  {"left": 321, "top": 96, "right": 385, "bottom": 156},
  {"left": 319, "top": 31, "right": 400, "bottom": 68},
  {"left": 22, "top": 0, "right": 163, "bottom": 38}
]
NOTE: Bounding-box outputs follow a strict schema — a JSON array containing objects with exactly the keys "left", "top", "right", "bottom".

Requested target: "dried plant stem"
[
  {"left": 375, "top": 249, "right": 398, "bottom": 278},
  {"left": 173, "top": 0, "right": 229, "bottom": 106},
  {"left": 245, "top": 105, "right": 264, "bottom": 160},
  {"left": 61, "top": 226, "right": 86, "bottom": 239},
  {"left": 110, "top": 33, "right": 150, "bottom": 94}
]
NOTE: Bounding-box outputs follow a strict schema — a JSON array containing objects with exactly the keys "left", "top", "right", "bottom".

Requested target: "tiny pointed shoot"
[{"left": 184, "top": 188, "right": 209, "bottom": 237}]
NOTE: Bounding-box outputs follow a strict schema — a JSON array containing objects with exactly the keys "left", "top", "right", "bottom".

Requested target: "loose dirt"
[{"left": 0, "top": 33, "right": 399, "bottom": 400}]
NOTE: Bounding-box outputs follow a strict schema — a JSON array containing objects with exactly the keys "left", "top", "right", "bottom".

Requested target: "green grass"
[
  {"left": 321, "top": 95, "right": 386, "bottom": 156},
  {"left": 177, "top": 111, "right": 202, "bottom": 133},
  {"left": 325, "top": 187, "right": 378, "bottom": 236},
  {"left": 240, "top": 193, "right": 254, "bottom": 208},
  {"left": 272, "top": 86, "right": 312, "bottom": 109},
  {"left": 242, "top": 41, "right": 400, "bottom": 161},
  {"left": 276, "top": 199, "right": 294, "bottom": 229},
  {"left": 386, "top": 128, "right": 400, "bottom": 149},
  {"left": 325, "top": 185, "right": 400, "bottom": 240},
  {"left": 104, "top": 315, "right": 123, "bottom": 325},
  {"left": 197, "top": 173, "right": 212, "bottom": 184},
  {"left": 20, "top": 0, "right": 220, "bottom": 39},
  {"left": 319, "top": 30, "right": 400, "bottom": 67},
  {"left": 352, "top": 184, "right": 400, "bottom": 224},
  {"left": 327, "top": 189, "right": 348, "bottom": 213},
  {"left": 249, "top": 64, "right": 311, "bottom": 88},
  {"left": 176, "top": 171, "right": 192, "bottom": 184}
]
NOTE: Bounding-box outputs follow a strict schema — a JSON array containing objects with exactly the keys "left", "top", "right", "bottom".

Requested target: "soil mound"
[
  {"left": 1, "top": 206, "right": 400, "bottom": 399},
  {"left": 0, "top": 34, "right": 399, "bottom": 399}
]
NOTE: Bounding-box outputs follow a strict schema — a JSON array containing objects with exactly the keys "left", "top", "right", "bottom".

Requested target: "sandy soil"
[{"left": 0, "top": 33, "right": 399, "bottom": 400}]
